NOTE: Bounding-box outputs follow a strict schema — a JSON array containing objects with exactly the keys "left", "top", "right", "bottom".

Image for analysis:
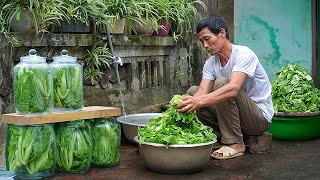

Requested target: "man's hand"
[{"left": 175, "top": 95, "right": 202, "bottom": 113}]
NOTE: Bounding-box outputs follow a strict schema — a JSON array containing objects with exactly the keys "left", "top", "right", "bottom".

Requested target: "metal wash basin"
[
  {"left": 134, "top": 136, "right": 216, "bottom": 174},
  {"left": 116, "top": 113, "right": 162, "bottom": 143}
]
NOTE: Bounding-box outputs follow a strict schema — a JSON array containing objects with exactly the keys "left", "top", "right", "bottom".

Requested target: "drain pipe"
[{"left": 104, "top": 24, "right": 125, "bottom": 115}]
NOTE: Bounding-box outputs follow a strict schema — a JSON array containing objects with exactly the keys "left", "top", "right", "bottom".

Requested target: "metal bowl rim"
[
  {"left": 134, "top": 136, "right": 217, "bottom": 147},
  {"left": 116, "top": 113, "right": 162, "bottom": 126}
]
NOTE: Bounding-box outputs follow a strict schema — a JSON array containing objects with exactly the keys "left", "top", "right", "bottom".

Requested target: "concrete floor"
[{"left": 50, "top": 137, "right": 320, "bottom": 180}]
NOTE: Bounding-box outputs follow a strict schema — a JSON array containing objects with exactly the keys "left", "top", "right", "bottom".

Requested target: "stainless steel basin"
[
  {"left": 116, "top": 113, "right": 162, "bottom": 143},
  {"left": 134, "top": 136, "right": 216, "bottom": 174}
]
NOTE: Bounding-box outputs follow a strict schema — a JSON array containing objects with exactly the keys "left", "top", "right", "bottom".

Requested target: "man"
[{"left": 176, "top": 15, "right": 274, "bottom": 160}]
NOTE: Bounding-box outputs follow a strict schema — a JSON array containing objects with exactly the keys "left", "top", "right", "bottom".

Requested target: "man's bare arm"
[{"left": 177, "top": 71, "right": 247, "bottom": 113}]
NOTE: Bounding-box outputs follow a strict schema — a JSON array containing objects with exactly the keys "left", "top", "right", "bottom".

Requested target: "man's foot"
[{"left": 211, "top": 142, "right": 246, "bottom": 160}]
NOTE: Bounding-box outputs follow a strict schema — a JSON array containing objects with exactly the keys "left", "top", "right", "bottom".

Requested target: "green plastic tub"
[{"left": 267, "top": 112, "right": 320, "bottom": 141}]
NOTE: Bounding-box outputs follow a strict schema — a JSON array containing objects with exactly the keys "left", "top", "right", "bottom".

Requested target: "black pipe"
[{"left": 104, "top": 23, "right": 125, "bottom": 114}]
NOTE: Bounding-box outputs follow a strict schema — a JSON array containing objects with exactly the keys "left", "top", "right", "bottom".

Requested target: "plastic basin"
[{"left": 267, "top": 112, "right": 320, "bottom": 141}]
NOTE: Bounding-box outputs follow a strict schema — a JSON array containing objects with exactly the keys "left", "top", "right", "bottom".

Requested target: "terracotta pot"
[{"left": 153, "top": 19, "right": 172, "bottom": 37}]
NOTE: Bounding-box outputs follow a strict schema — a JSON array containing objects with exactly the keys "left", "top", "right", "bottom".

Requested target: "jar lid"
[
  {"left": 20, "top": 49, "right": 46, "bottom": 62},
  {"left": 0, "top": 169, "right": 15, "bottom": 179},
  {"left": 52, "top": 50, "right": 77, "bottom": 62}
]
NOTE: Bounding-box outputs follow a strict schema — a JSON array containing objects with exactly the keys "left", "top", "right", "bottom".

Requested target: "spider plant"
[
  {"left": 170, "top": 0, "right": 207, "bottom": 38},
  {"left": 84, "top": 40, "right": 112, "bottom": 85},
  {"left": 0, "top": 0, "right": 65, "bottom": 46}
]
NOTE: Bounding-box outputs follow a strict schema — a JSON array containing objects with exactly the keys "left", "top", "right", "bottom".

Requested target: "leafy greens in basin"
[
  {"left": 272, "top": 64, "right": 320, "bottom": 113},
  {"left": 138, "top": 95, "right": 216, "bottom": 145}
]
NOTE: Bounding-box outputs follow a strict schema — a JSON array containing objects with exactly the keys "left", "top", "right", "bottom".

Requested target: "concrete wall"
[
  {"left": 234, "top": 0, "right": 312, "bottom": 81},
  {"left": 0, "top": 0, "right": 232, "bottom": 169}
]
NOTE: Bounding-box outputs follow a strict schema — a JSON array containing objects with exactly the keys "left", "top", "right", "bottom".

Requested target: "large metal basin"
[
  {"left": 116, "top": 113, "right": 162, "bottom": 143},
  {"left": 134, "top": 136, "right": 216, "bottom": 174}
]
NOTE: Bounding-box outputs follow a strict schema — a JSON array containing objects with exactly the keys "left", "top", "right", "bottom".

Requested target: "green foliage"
[
  {"left": 138, "top": 95, "right": 216, "bottom": 145},
  {"left": 91, "top": 118, "right": 121, "bottom": 166},
  {"left": 84, "top": 40, "right": 112, "bottom": 85},
  {"left": 53, "top": 67, "right": 83, "bottom": 109},
  {"left": 272, "top": 64, "right": 320, "bottom": 112},
  {"left": 102, "top": 0, "right": 206, "bottom": 37},
  {"left": 55, "top": 120, "right": 92, "bottom": 173},
  {"left": 0, "top": 0, "right": 66, "bottom": 45},
  {"left": 14, "top": 67, "right": 53, "bottom": 113},
  {"left": 6, "top": 124, "right": 55, "bottom": 175}
]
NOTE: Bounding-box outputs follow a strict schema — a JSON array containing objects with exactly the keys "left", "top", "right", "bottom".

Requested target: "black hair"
[{"left": 196, "top": 15, "right": 229, "bottom": 40}]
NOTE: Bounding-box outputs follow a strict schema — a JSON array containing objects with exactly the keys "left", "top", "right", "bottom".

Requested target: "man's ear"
[{"left": 219, "top": 28, "right": 226, "bottom": 38}]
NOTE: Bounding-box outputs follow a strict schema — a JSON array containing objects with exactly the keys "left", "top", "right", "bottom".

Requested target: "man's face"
[{"left": 198, "top": 28, "right": 224, "bottom": 55}]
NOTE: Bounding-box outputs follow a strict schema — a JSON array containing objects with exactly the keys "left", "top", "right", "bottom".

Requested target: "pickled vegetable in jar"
[
  {"left": 6, "top": 124, "right": 56, "bottom": 179},
  {"left": 13, "top": 49, "right": 53, "bottom": 115},
  {"left": 91, "top": 117, "right": 121, "bottom": 167},
  {"left": 55, "top": 120, "right": 92, "bottom": 173},
  {"left": 51, "top": 50, "right": 83, "bottom": 112}
]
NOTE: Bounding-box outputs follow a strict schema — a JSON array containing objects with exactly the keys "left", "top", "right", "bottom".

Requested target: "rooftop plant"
[{"left": 0, "top": 0, "right": 66, "bottom": 46}]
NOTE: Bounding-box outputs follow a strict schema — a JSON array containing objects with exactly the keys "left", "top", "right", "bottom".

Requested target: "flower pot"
[
  {"left": 109, "top": 18, "right": 126, "bottom": 34},
  {"left": 97, "top": 18, "right": 126, "bottom": 34},
  {"left": 58, "top": 18, "right": 94, "bottom": 33},
  {"left": 153, "top": 19, "right": 172, "bottom": 37},
  {"left": 10, "top": 8, "right": 42, "bottom": 33},
  {"left": 132, "top": 21, "right": 153, "bottom": 35}
]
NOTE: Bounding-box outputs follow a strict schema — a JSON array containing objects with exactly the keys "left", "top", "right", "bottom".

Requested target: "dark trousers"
[{"left": 187, "top": 77, "right": 269, "bottom": 144}]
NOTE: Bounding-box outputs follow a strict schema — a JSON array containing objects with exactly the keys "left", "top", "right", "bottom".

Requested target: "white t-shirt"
[{"left": 202, "top": 44, "right": 274, "bottom": 122}]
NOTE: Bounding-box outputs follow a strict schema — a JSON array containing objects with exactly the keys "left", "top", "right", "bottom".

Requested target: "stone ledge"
[{"left": 0, "top": 33, "right": 177, "bottom": 47}]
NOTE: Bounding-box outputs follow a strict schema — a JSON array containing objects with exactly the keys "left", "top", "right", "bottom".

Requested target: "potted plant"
[
  {"left": 98, "top": 0, "right": 133, "bottom": 34},
  {"left": 0, "top": 0, "right": 65, "bottom": 45},
  {"left": 151, "top": 0, "right": 174, "bottom": 37},
  {"left": 125, "top": 0, "right": 160, "bottom": 35},
  {"left": 56, "top": 0, "right": 109, "bottom": 33}
]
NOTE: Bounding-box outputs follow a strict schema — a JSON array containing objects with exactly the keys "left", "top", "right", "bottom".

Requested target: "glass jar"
[
  {"left": 55, "top": 120, "right": 92, "bottom": 173},
  {"left": 6, "top": 124, "right": 56, "bottom": 179},
  {"left": 13, "top": 49, "right": 53, "bottom": 115},
  {"left": 91, "top": 117, "right": 121, "bottom": 167},
  {"left": 51, "top": 50, "right": 83, "bottom": 112}
]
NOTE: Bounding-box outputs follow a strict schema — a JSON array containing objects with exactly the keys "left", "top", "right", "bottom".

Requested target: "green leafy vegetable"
[
  {"left": 91, "top": 118, "right": 121, "bottom": 166},
  {"left": 53, "top": 67, "right": 83, "bottom": 110},
  {"left": 6, "top": 124, "right": 55, "bottom": 175},
  {"left": 55, "top": 120, "right": 92, "bottom": 173},
  {"left": 14, "top": 67, "right": 53, "bottom": 114},
  {"left": 272, "top": 64, "right": 320, "bottom": 112},
  {"left": 138, "top": 95, "right": 216, "bottom": 145}
]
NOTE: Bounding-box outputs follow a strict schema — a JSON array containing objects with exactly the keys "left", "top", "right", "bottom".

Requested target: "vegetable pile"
[
  {"left": 55, "top": 120, "right": 92, "bottom": 173},
  {"left": 53, "top": 67, "right": 83, "bottom": 110},
  {"left": 14, "top": 67, "right": 53, "bottom": 113},
  {"left": 6, "top": 124, "right": 55, "bottom": 175},
  {"left": 272, "top": 64, "right": 320, "bottom": 112},
  {"left": 138, "top": 95, "right": 216, "bottom": 145},
  {"left": 91, "top": 118, "right": 121, "bottom": 166}
]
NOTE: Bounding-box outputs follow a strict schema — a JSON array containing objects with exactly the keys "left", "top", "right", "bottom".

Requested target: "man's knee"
[
  {"left": 186, "top": 86, "right": 199, "bottom": 95},
  {"left": 214, "top": 77, "right": 229, "bottom": 90}
]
